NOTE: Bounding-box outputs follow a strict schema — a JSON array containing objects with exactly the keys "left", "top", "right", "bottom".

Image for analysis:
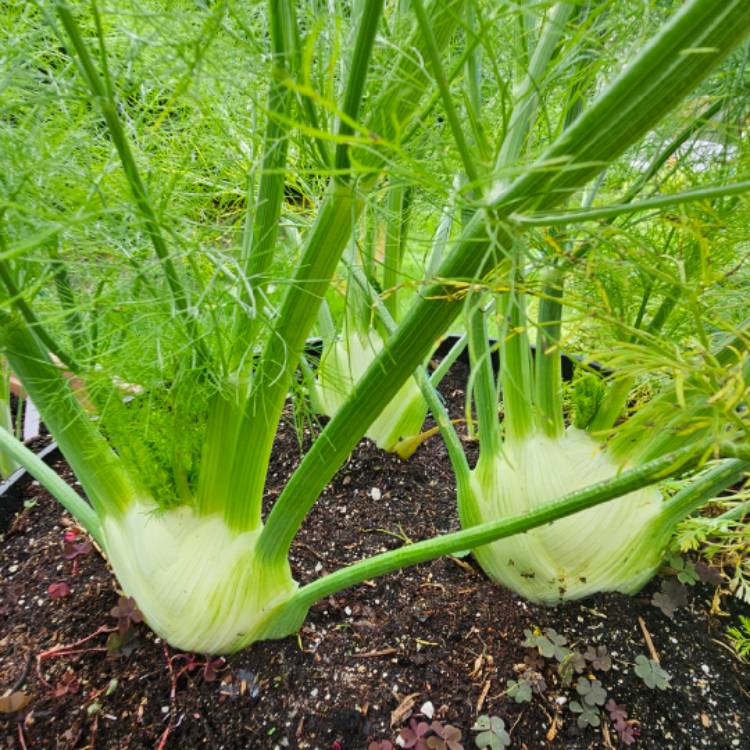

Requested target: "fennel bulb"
[
  {"left": 101, "top": 502, "right": 298, "bottom": 653},
  {"left": 313, "top": 329, "right": 427, "bottom": 455},
  {"left": 461, "top": 428, "right": 666, "bottom": 603}
]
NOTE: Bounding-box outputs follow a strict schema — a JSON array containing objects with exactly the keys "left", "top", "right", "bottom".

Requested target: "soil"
[{"left": 1, "top": 362, "right": 748, "bottom": 750}]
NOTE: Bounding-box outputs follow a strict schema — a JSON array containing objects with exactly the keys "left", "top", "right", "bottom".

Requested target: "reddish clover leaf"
[
  {"left": 63, "top": 540, "right": 92, "bottom": 561},
  {"left": 606, "top": 699, "right": 639, "bottom": 745},
  {"left": 51, "top": 671, "right": 80, "bottom": 698},
  {"left": 583, "top": 645, "right": 612, "bottom": 672},
  {"left": 619, "top": 723, "right": 640, "bottom": 745},
  {"left": 399, "top": 719, "right": 431, "bottom": 750},
  {"left": 202, "top": 656, "right": 225, "bottom": 682},
  {"left": 651, "top": 578, "right": 688, "bottom": 619},
  {"left": 695, "top": 561, "right": 722, "bottom": 586},
  {"left": 605, "top": 699, "right": 627, "bottom": 725},
  {"left": 48, "top": 581, "right": 71, "bottom": 599},
  {"left": 368, "top": 742, "right": 393, "bottom": 750},
  {"left": 426, "top": 722, "right": 463, "bottom": 750},
  {"left": 62, "top": 529, "right": 92, "bottom": 560},
  {"left": 110, "top": 596, "right": 143, "bottom": 635}
]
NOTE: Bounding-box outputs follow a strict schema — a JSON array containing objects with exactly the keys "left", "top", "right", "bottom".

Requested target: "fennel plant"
[{"left": 1, "top": 0, "right": 749, "bottom": 653}]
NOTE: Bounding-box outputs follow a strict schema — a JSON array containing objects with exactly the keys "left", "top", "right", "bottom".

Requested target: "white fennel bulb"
[
  {"left": 461, "top": 428, "right": 666, "bottom": 603},
  {"left": 101, "top": 502, "right": 298, "bottom": 653},
  {"left": 313, "top": 329, "right": 427, "bottom": 454}
]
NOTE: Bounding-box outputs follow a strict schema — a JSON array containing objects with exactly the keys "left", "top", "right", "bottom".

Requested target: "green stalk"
[
  {"left": 499, "top": 279, "right": 534, "bottom": 444},
  {"left": 0, "top": 359, "right": 18, "bottom": 478},
  {"left": 256, "top": 213, "right": 501, "bottom": 562},
  {"left": 199, "top": 0, "right": 298, "bottom": 516},
  {"left": 495, "top": 2, "right": 576, "bottom": 175},
  {"left": 258, "top": 0, "right": 750, "bottom": 563},
  {"left": 383, "top": 182, "right": 407, "bottom": 320},
  {"left": 290, "top": 10, "right": 332, "bottom": 169},
  {"left": 534, "top": 267, "right": 564, "bottom": 438},
  {"left": 0, "top": 313, "right": 136, "bottom": 517},
  {"left": 334, "top": 0, "right": 385, "bottom": 173},
  {"left": 0, "top": 251, "right": 77, "bottom": 371},
  {"left": 403, "top": 38, "right": 482, "bottom": 146},
  {"left": 347, "top": 263, "right": 469, "bottom": 479},
  {"left": 195, "top": 387, "right": 245, "bottom": 516},
  {"left": 237, "top": 0, "right": 297, "bottom": 324},
  {"left": 227, "top": 182, "right": 359, "bottom": 531},
  {"left": 513, "top": 179, "right": 750, "bottom": 226},
  {"left": 412, "top": 0, "right": 480, "bottom": 185},
  {"left": 488, "top": 1, "right": 750, "bottom": 212},
  {"left": 468, "top": 298, "right": 501, "bottom": 457},
  {"left": 659, "top": 459, "right": 749, "bottom": 530},
  {"left": 227, "top": 0, "right": 464, "bottom": 531},
  {"left": 465, "top": 0, "right": 482, "bottom": 124},
  {"left": 287, "top": 440, "right": 708, "bottom": 612},
  {"left": 0, "top": 426, "right": 103, "bottom": 545}
]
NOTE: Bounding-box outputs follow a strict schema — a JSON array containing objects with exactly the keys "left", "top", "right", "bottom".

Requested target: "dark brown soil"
[{"left": 1, "top": 363, "right": 748, "bottom": 749}]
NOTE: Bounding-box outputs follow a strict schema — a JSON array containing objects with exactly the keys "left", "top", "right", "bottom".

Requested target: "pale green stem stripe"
[
  {"left": 383, "top": 182, "right": 407, "bottom": 320},
  {"left": 0, "top": 427, "right": 103, "bottom": 545},
  {"left": 499, "top": 282, "right": 534, "bottom": 444}
]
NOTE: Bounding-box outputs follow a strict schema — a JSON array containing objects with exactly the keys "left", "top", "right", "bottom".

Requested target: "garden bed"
[{"left": 1, "top": 364, "right": 748, "bottom": 749}]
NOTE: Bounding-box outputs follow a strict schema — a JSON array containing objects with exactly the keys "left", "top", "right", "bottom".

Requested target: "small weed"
[
  {"left": 522, "top": 627, "right": 571, "bottom": 661},
  {"left": 727, "top": 614, "right": 750, "bottom": 660},
  {"left": 473, "top": 715, "right": 510, "bottom": 750},
  {"left": 633, "top": 655, "right": 671, "bottom": 690},
  {"left": 651, "top": 578, "right": 688, "bottom": 619},
  {"left": 606, "top": 699, "right": 639, "bottom": 746}
]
